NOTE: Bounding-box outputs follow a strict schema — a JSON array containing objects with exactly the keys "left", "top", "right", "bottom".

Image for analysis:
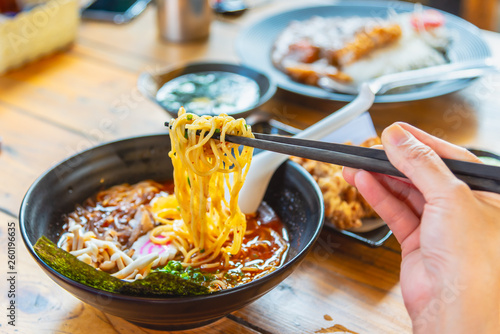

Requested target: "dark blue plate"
[{"left": 235, "top": 1, "right": 491, "bottom": 103}]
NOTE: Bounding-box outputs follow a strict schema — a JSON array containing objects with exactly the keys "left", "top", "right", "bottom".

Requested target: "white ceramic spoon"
[{"left": 239, "top": 83, "right": 376, "bottom": 213}]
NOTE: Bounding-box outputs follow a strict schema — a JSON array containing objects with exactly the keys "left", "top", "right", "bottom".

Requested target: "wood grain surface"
[
  {"left": 1, "top": 1, "right": 499, "bottom": 333},
  {"left": 462, "top": 0, "right": 499, "bottom": 31}
]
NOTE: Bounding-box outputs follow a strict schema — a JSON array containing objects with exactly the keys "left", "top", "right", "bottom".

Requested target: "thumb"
[{"left": 381, "top": 124, "right": 463, "bottom": 202}]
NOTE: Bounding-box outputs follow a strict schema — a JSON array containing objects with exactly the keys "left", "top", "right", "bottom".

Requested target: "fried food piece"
[
  {"left": 291, "top": 137, "right": 381, "bottom": 230},
  {"left": 287, "top": 40, "right": 321, "bottom": 64},
  {"left": 328, "top": 24, "right": 402, "bottom": 66},
  {"left": 284, "top": 63, "right": 352, "bottom": 86}
]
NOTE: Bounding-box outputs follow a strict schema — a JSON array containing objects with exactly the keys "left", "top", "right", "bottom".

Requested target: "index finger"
[{"left": 381, "top": 124, "right": 466, "bottom": 203}]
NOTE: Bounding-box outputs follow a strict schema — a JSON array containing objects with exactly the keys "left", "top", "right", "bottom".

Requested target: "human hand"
[{"left": 343, "top": 122, "right": 500, "bottom": 333}]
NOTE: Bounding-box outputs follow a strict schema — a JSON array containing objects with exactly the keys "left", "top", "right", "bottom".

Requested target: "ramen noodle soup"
[
  {"left": 272, "top": 9, "right": 450, "bottom": 87},
  {"left": 57, "top": 108, "right": 289, "bottom": 291}
]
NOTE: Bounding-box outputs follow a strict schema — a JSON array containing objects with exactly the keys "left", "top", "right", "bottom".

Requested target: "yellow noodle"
[{"left": 162, "top": 107, "right": 254, "bottom": 267}]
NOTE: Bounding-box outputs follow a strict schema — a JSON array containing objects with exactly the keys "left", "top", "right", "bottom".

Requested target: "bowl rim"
[
  {"left": 19, "top": 133, "right": 324, "bottom": 302},
  {"left": 137, "top": 61, "right": 278, "bottom": 119}
]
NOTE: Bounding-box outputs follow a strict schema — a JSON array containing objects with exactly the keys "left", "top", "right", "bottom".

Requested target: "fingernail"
[
  {"left": 384, "top": 124, "right": 411, "bottom": 146},
  {"left": 342, "top": 166, "right": 358, "bottom": 177}
]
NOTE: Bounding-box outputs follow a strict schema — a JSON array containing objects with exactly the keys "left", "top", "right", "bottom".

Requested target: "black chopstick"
[
  {"left": 164, "top": 122, "right": 500, "bottom": 194},
  {"left": 223, "top": 134, "right": 500, "bottom": 194},
  {"left": 253, "top": 133, "right": 500, "bottom": 183}
]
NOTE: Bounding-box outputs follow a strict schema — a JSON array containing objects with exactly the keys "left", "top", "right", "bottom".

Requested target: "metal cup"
[{"left": 156, "top": 0, "right": 213, "bottom": 43}]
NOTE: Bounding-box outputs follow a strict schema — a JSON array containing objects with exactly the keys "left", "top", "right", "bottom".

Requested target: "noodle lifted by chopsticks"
[{"left": 161, "top": 107, "right": 254, "bottom": 268}]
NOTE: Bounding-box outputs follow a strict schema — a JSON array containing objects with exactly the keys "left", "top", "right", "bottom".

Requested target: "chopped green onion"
[{"left": 155, "top": 260, "right": 215, "bottom": 284}]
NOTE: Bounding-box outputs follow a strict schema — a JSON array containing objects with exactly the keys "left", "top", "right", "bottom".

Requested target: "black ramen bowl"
[
  {"left": 19, "top": 134, "right": 324, "bottom": 330},
  {"left": 137, "top": 62, "right": 277, "bottom": 119}
]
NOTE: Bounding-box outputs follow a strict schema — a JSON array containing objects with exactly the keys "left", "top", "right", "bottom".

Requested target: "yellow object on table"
[{"left": 0, "top": 0, "right": 79, "bottom": 74}]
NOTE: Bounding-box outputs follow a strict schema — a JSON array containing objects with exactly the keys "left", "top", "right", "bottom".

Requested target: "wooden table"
[{"left": 1, "top": 1, "right": 499, "bottom": 333}]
